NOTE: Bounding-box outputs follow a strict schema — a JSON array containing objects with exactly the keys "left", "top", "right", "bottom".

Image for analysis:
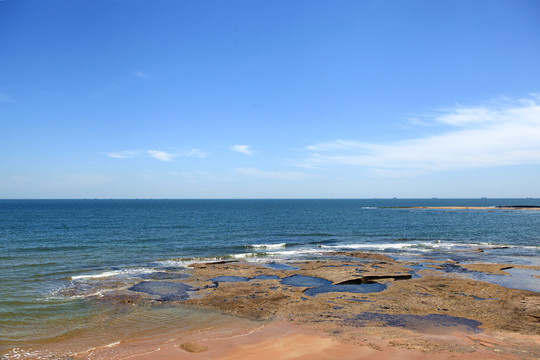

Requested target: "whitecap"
[
  {"left": 71, "top": 268, "right": 156, "bottom": 281},
  {"left": 247, "top": 243, "right": 287, "bottom": 249}
]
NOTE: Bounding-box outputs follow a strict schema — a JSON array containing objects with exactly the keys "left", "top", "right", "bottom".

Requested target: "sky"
[{"left": 1, "top": 0, "right": 540, "bottom": 199}]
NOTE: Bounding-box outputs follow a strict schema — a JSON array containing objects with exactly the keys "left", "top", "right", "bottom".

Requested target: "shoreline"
[{"left": 3, "top": 252, "right": 539, "bottom": 359}]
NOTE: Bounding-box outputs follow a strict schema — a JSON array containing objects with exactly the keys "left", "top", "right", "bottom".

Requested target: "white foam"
[
  {"left": 104, "top": 340, "right": 121, "bottom": 348},
  {"left": 320, "top": 243, "right": 416, "bottom": 250},
  {"left": 2, "top": 348, "right": 62, "bottom": 360},
  {"left": 318, "top": 241, "right": 540, "bottom": 253},
  {"left": 272, "top": 248, "right": 331, "bottom": 256},
  {"left": 478, "top": 243, "right": 540, "bottom": 250},
  {"left": 71, "top": 268, "right": 156, "bottom": 281},
  {"left": 157, "top": 254, "right": 271, "bottom": 267},
  {"left": 70, "top": 340, "right": 122, "bottom": 358},
  {"left": 155, "top": 259, "right": 197, "bottom": 268},
  {"left": 247, "top": 243, "right": 287, "bottom": 249},
  {"left": 231, "top": 252, "right": 266, "bottom": 259}
]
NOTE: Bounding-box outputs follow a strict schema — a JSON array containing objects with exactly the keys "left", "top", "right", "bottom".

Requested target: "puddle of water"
[
  {"left": 462, "top": 267, "right": 540, "bottom": 292},
  {"left": 406, "top": 264, "right": 430, "bottom": 278},
  {"left": 423, "top": 263, "right": 540, "bottom": 292},
  {"left": 252, "top": 274, "right": 280, "bottom": 280},
  {"left": 138, "top": 272, "right": 189, "bottom": 280},
  {"left": 305, "top": 283, "right": 386, "bottom": 296},
  {"left": 210, "top": 276, "right": 250, "bottom": 282},
  {"left": 128, "top": 281, "right": 195, "bottom": 301},
  {"left": 280, "top": 275, "right": 332, "bottom": 287},
  {"left": 346, "top": 312, "right": 482, "bottom": 334},
  {"left": 263, "top": 262, "right": 300, "bottom": 271}
]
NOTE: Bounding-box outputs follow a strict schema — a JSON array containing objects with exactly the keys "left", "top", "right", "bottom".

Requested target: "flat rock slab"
[{"left": 183, "top": 253, "right": 540, "bottom": 336}]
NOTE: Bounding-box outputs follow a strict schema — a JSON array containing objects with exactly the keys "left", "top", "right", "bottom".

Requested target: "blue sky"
[{"left": 1, "top": 0, "right": 540, "bottom": 198}]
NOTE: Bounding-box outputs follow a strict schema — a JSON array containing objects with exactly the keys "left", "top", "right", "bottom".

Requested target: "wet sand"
[
  {"left": 86, "top": 251, "right": 540, "bottom": 360},
  {"left": 121, "top": 321, "right": 536, "bottom": 360}
]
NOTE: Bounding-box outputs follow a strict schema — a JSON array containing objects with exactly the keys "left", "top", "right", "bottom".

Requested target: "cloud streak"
[
  {"left": 185, "top": 148, "right": 207, "bottom": 158},
  {"left": 107, "top": 148, "right": 207, "bottom": 161},
  {"left": 300, "top": 95, "right": 540, "bottom": 176},
  {"left": 106, "top": 150, "right": 142, "bottom": 159},
  {"left": 147, "top": 150, "right": 175, "bottom": 161},
  {"left": 231, "top": 145, "right": 255, "bottom": 155}
]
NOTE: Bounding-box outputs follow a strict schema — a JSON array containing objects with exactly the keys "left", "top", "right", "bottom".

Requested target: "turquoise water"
[{"left": 1, "top": 199, "right": 539, "bottom": 357}]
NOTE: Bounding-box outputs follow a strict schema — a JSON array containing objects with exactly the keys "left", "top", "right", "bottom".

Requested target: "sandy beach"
[{"left": 117, "top": 320, "right": 537, "bottom": 360}]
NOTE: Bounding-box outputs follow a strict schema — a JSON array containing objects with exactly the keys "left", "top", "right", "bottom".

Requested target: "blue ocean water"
[{"left": 1, "top": 199, "right": 539, "bottom": 357}]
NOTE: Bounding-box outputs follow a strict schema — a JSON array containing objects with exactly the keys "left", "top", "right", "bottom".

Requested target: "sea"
[{"left": 1, "top": 199, "right": 539, "bottom": 359}]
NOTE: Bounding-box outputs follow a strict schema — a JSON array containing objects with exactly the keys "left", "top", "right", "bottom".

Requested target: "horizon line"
[{"left": 0, "top": 197, "right": 538, "bottom": 201}]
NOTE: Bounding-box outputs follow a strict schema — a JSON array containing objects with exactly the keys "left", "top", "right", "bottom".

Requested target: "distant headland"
[{"left": 385, "top": 205, "right": 540, "bottom": 210}]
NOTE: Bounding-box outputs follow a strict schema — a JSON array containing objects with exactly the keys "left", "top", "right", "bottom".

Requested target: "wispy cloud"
[
  {"left": 106, "top": 150, "right": 143, "bottom": 159},
  {"left": 147, "top": 150, "right": 175, "bottom": 162},
  {"left": 237, "top": 168, "right": 310, "bottom": 181},
  {"left": 184, "top": 148, "right": 207, "bottom": 158},
  {"left": 300, "top": 95, "right": 540, "bottom": 176},
  {"left": 107, "top": 148, "right": 207, "bottom": 161},
  {"left": 231, "top": 145, "right": 255, "bottom": 155}
]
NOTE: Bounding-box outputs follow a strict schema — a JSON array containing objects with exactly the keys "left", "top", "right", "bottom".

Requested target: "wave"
[
  {"left": 320, "top": 243, "right": 417, "bottom": 251},
  {"left": 319, "top": 240, "right": 540, "bottom": 252},
  {"left": 70, "top": 241, "right": 540, "bottom": 283},
  {"left": 270, "top": 248, "right": 332, "bottom": 256},
  {"left": 70, "top": 268, "right": 156, "bottom": 281},
  {"left": 246, "top": 243, "right": 287, "bottom": 249},
  {"left": 155, "top": 252, "right": 273, "bottom": 267},
  {"left": 160, "top": 241, "right": 540, "bottom": 265},
  {"left": 319, "top": 241, "right": 462, "bottom": 252}
]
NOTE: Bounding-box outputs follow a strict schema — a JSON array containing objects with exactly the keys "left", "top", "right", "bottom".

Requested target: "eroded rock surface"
[
  {"left": 114, "top": 252, "right": 539, "bottom": 342},
  {"left": 180, "top": 254, "right": 539, "bottom": 336}
]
